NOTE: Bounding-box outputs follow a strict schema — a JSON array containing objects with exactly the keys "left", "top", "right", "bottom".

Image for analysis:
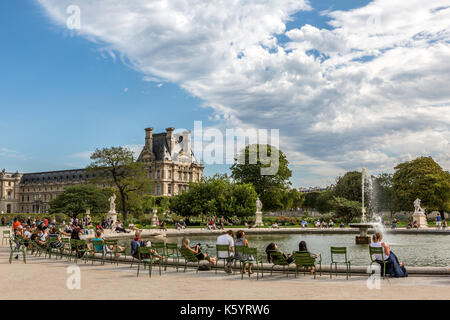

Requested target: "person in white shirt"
[
  {"left": 216, "top": 230, "right": 235, "bottom": 273},
  {"left": 370, "top": 232, "right": 407, "bottom": 277}
]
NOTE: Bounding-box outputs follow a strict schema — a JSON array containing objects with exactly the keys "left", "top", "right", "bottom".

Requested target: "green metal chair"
[
  {"left": 179, "top": 246, "right": 201, "bottom": 273},
  {"left": 165, "top": 243, "right": 182, "bottom": 271},
  {"left": 150, "top": 242, "right": 167, "bottom": 269},
  {"left": 104, "top": 239, "right": 126, "bottom": 265},
  {"left": 330, "top": 246, "right": 351, "bottom": 280},
  {"left": 2, "top": 230, "right": 11, "bottom": 245},
  {"left": 32, "top": 238, "right": 48, "bottom": 257},
  {"left": 59, "top": 238, "right": 71, "bottom": 260},
  {"left": 293, "top": 251, "right": 322, "bottom": 279},
  {"left": 269, "top": 251, "right": 292, "bottom": 277},
  {"left": 216, "top": 244, "right": 233, "bottom": 274},
  {"left": 45, "top": 237, "right": 59, "bottom": 259},
  {"left": 9, "top": 237, "right": 26, "bottom": 264},
  {"left": 136, "top": 246, "right": 162, "bottom": 277},
  {"left": 242, "top": 247, "right": 264, "bottom": 280},
  {"left": 72, "top": 239, "right": 89, "bottom": 264},
  {"left": 234, "top": 245, "right": 246, "bottom": 276},
  {"left": 90, "top": 240, "right": 106, "bottom": 265},
  {"left": 369, "top": 246, "right": 389, "bottom": 279}
]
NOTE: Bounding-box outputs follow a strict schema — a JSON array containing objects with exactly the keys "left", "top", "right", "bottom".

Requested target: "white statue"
[
  {"left": 109, "top": 194, "right": 116, "bottom": 213},
  {"left": 256, "top": 197, "right": 262, "bottom": 212},
  {"left": 414, "top": 198, "right": 424, "bottom": 214}
]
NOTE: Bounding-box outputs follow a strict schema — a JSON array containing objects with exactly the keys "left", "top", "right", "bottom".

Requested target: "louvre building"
[{"left": 0, "top": 127, "right": 204, "bottom": 214}]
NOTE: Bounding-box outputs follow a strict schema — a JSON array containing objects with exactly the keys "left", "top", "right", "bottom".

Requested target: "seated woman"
[
  {"left": 370, "top": 232, "right": 407, "bottom": 278},
  {"left": 297, "top": 241, "right": 319, "bottom": 274},
  {"left": 48, "top": 226, "right": 63, "bottom": 248},
  {"left": 181, "top": 238, "right": 216, "bottom": 266},
  {"left": 235, "top": 230, "right": 254, "bottom": 274},
  {"left": 265, "top": 242, "right": 294, "bottom": 264}
]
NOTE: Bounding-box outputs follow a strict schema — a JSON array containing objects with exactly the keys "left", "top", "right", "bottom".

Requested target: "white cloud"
[{"left": 37, "top": 0, "right": 450, "bottom": 186}]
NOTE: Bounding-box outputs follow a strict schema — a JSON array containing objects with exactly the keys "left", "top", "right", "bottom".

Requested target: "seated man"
[
  {"left": 130, "top": 231, "right": 161, "bottom": 260},
  {"left": 216, "top": 230, "right": 235, "bottom": 274}
]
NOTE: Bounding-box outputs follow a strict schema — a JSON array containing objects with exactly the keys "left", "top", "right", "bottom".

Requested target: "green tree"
[
  {"left": 333, "top": 171, "right": 362, "bottom": 202},
  {"left": 330, "top": 196, "right": 362, "bottom": 223},
  {"left": 87, "top": 147, "right": 152, "bottom": 221},
  {"left": 48, "top": 185, "right": 109, "bottom": 219},
  {"left": 302, "top": 191, "right": 321, "bottom": 209},
  {"left": 393, "top": 157, "right": 450, "bottom": 213},
  {"left": 315, "top": 190, "right": 335, "bottom": 214},
  {"left": 231, "top": 144, "right": 292, "bottom": 210},
  {"left": 374, "top": 173, "right": 395, "bottom": 216}
]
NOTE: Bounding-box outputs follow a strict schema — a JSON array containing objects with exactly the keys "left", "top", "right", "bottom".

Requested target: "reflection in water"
[{"left": 120, "top": 233, "right": 450, "bottom": 267}]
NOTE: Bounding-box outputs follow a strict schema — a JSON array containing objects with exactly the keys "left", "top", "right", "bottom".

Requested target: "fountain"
[{"left": 349, "top": 168, "right": 378, "bottom": 244}]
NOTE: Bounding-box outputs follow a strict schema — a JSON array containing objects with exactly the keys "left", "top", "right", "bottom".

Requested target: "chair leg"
[{"left": 330, "top": 263, "right": 333, "bottom": 279}]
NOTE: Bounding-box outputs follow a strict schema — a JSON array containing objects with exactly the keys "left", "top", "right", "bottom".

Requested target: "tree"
[
  {"left": 169, "top": 175, "right": 257, "bottom": 219},
  {"left": 393, "top": 157, "right": 450, "bottom": 213},
  {"left": 374, "top": 173, "right": 395, "bottom": 216},
  {"left": 333, "top": 171, "right": 362, "bottom": 202},
  {"left": 87, "top": 147, "right": 152, "bottom": 221},
  {"left": 315, "top": 190, "right": 335, "bottom": 214},
  {"left": 231, "top": 144, "right": 292, "bottom": 209},
  {"left": 330, "top": 197, "right": 362, "bottom": 223},
  {"left": 48, "top": 185, "right": 109, "bottom": 219},
  {"left": 302, "top": 191, "right": 321, "bottom": 209}
]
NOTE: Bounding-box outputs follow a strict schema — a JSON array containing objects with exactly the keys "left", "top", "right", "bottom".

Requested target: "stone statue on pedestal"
[
  {"left": 412, "top": 198, "right": 427, "bottom": 228},
  {"left": 106, "top": 194, "right": 118, "bottom": 224},
  {"left": 255, "top": 197, "right": 263, "bottom": 227}
]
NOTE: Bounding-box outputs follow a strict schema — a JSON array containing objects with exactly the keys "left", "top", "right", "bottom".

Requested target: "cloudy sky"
[{"left": 1, "top": 0, "right": 449, "bottom": 187}]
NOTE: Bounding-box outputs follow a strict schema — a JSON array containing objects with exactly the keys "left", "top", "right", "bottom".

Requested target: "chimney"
[
  {"left": 145, "top": 127, "right": 153, "bottom": 151},
  {"left": 166, "top": 127, "right": 175, "bottom": 154}
]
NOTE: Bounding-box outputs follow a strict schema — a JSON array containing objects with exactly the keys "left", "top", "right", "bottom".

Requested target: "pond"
[{"left": 119, "top": 233, "right": 450, "bottom": 267}]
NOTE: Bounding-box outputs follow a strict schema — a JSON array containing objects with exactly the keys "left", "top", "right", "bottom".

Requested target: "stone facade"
[{"left": 0, "top": 127, "right": 203, "bottom": 214}]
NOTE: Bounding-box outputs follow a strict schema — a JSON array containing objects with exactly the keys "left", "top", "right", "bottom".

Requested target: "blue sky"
[{"left": 1, "top": 0, "right": 449, "bottom": 187}]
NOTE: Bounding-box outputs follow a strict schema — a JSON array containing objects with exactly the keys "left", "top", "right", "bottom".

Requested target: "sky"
[{"left": 0, "top": 0, "right": 449, "bottom": 188}]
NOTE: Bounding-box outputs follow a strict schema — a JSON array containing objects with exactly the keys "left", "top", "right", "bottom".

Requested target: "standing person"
[
  {"left": 12, "top": 218, "right": 21, "bottom": 232},
  {"left": 235, "top": 230, "right": 253, "bottom": 274},
  {"left": 370, "top": 232, "right": 407, "bottom": 278},
  {"left": 436, "top": 214, "right": 442, "bottom": 230},
  {"left": 216, "top": 230, "right": 235, "bottom": 274},
  {"left": 1, "top": 216, "right": 4, "bottom": 226}
]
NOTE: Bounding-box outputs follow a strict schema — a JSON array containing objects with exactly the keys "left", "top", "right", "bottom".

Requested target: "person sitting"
[
  {"left": 407, "top": 222, "right": 412, "bottom": 229},
  {"left": 48, "top": 226, "right": 63, "bottom": 248},
  {"left": 442, "top": 220, "right": 447, "bottom": 230},
  {"left": 370, "top": 232, "right": 407, "bottom": 278},
  {"left": 181, "top": 238, "right": 216, "bottom": 266},
  {"left": 272, "top": 222, "right": 280, "bottom": 229},
  {"left": 159, "top": 221, "right": 168, "bottom": 231},
  {"left": 216, "top": 230, "right": 235, "bottom": 273},
  {"left": 328, "top": 220, "right": 334, "bottom": 228},
  {"left": 114, "top": 220, "right": 129, "bottom": 233},
  {"left": 340, "top": 221, "right": 345, "bottom": 228},
  {"left": 265, "top": 242, "right": 294, "bottom": 264},
  {"left": 235, "top": 230, "right": 254, "bottom": 274},
  {"left": 321, "top": 221, "right": 327, "bottom": 229},
  {"left": 130, "top": 231, "right": 161, "bottom": 260},
  {"left": 301, "top": 220, "right": 307, "bottom": 228},
  {"left": 391, "top": 219, "right": 397, "bottom": 229},
  {"left": 297, "top": 240, "right": 319, "bottom": 274},
  {"left": 412, "top": 220, "right": 419, "bottom": 229},
  {"left": 128, "top": 222, "right": 138, "bottom": 231}
]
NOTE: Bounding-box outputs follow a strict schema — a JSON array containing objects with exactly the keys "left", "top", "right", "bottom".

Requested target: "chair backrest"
[
  {"left": 104, "top": 239, "right": 117, "bottom": 246},
  {"left": 166, "top": 243, "right": 179, "bottom": 255},
  {"left": 3, "top": 230, "right": 11, "bottom": 236},
  {"left": 243, "top": 247, "right": 258, "bottom": 259},
  {"left": 235, "top": 245, "right": 246, "bottom": 260},
  {"left": 179, "top": 246, "right": 199, "bottom": 262},
  {"left": 73, "top": 239, "right": 86, "bottom": 250},
  {"left": 137, "top": 246, "right": 152, "bottom": 260},
  {"left": 369, "top": 246, "right": 385, "bottom": 262},
  {"left": 216, "top": 244, "right": 230, "bottom": 258},
  {"left": 151, "top": 242, "right": 166, "bottom": 255},
  {"left": 270, "top": 251, "right": 289, "bottom": 265},
  {"left": 293, "top": 251, "right": 314, "bottom": 266},
  {"left": 330, "top": 246, "right": 347, "bottom": 262}
]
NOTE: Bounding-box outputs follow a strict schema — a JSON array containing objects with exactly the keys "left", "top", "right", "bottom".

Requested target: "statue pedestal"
[
  {"left": 107, "top": 211, "right": 118, "bottom": 224},
  {"left": 412, "top": 212, "right": 428, "bottom": 228},
  {"left": 255, "top": 211, "right": 263, "bottom": 227}
]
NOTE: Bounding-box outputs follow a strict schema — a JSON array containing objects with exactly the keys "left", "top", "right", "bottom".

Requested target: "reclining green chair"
[
  {"left": 242, "top": 247, "right": 264, "bottom": 280},
  {"left": 269, "top": 251, "right": 292, "bottom": 277},
  {"left": 9, "top": 237, "right": 26, "bottom": 264},
  {"left": 179, "top": 246, "right": 201, "bottom": 273},
  {"left": 369, "top": 246, "right": 389, "bottom": 279},
  {"left": 165, "top": 243, "right": 182, "bottom": 271},
  {"left": 104, "top": 239, "right": 126, "bottom": 265}
]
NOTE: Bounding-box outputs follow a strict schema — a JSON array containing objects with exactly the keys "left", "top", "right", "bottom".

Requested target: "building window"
[
  {"left": 156, "top": 184, "right": 161, "bottom": 195},
  {"left": 168, "top": 170, "right": 172, "bottom": 179},
  {"left": 178, "top": 184, "right": 182, "bottom": 194},
  {"left": 7, "top": 191, "right": 11, "bottom": 200},
  {"left": 168, "top": 184, "right": 172, "bottom": 194},
  {"left": 6, "top": 204, "right": 11, "bottom": 214},
  {"left": 157, "top": 170, "right": 161, "bottom": 179}
]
